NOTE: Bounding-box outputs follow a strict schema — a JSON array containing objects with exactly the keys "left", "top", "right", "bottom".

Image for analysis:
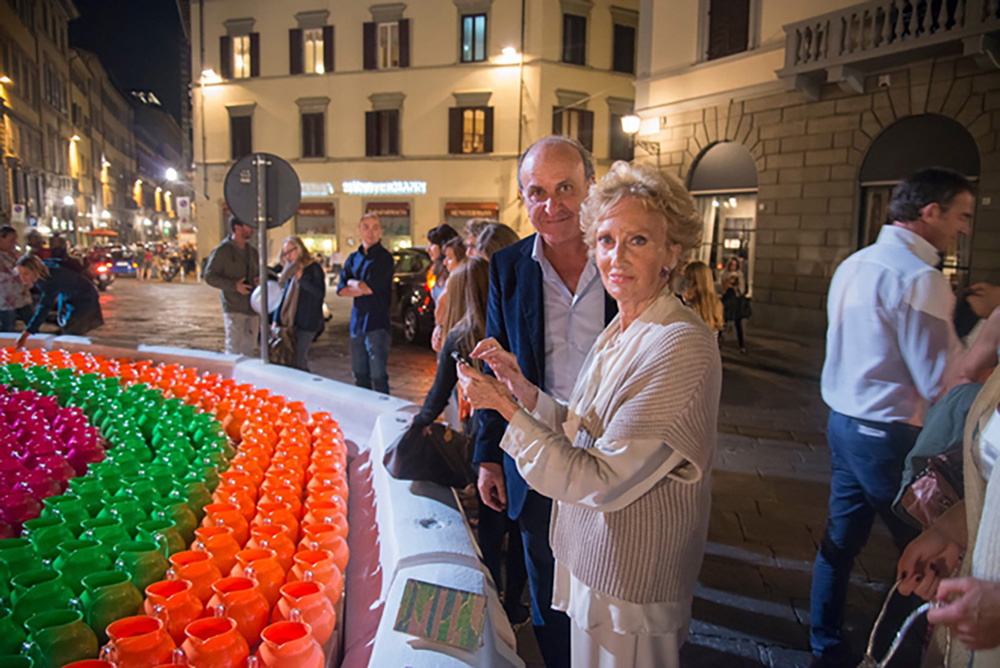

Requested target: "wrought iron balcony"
[{"left": 777, "top": 0, "right": 1000, "bottom": 97}]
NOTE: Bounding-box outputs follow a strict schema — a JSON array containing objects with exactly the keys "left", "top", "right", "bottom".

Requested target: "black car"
[{"left": 390, "top": 248, "right": 435, "bottom": 344}]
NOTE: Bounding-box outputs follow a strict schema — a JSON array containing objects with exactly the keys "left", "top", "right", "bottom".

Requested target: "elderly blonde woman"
[{"left": 458, "top": 161, "right": 721, "bottom": 667}]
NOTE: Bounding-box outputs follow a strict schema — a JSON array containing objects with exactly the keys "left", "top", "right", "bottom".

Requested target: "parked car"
[
  {"left": 390, "top": 248, "right": 435, "bottom": 345},
  {"left": 107, "top": 248, "right": 139, "bottom": 277}
]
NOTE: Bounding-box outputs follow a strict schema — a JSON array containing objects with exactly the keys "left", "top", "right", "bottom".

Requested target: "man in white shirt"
[
  {"left": 474, "top": 136, "right": 615, "bottom": 667},
  {"left": 810, "top": 167, "right": 976, "bottom": 667}
]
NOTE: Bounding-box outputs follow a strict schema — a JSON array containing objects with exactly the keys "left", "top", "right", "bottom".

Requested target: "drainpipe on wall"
[
  {"left": 516, "top": 0, "right": 525, "bottom": 158},
  {"left": 199, "top": 0, "right": 208, "bottom": 201}
]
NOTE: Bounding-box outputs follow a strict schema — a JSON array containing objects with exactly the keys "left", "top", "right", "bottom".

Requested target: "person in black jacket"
[
  {"left": 276, "top": 236, "right": 326, "bottom": 371},
  {"left": 15, "top": 254, "right": 103, "bottom": 348},
  {"left": 413, "top": 256, "right": 530, "bottom": 626}
]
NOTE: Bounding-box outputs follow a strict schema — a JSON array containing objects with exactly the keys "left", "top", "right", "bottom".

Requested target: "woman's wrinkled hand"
[
  {"left": 897, "top": 526, "right": 964, "bottom": 600},
  {"left": 928, "top": 578, "right": 1000, "bottom": 651},
  {"left": 456, "top": 363, "right": 519, "bottom": 421},
  {"left": 470, "top": 338, "right": 536, "bottom": 406}
]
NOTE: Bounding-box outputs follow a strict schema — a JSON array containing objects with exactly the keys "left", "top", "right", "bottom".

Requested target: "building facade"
[
  {"left": 2, "top": 0, "right": 186, "bottom": 248},
  {"left": 1, "top": 0, "right": 50, "bottom": 234},
  {"left": 191, "top": 0, "right": 639, "bottom": 261},
  {"left": 132, "top": 94, "right": 187, "bottom": 243},
  {"left": 635, "top": 0, "right": 1000, "bottom": 335}
]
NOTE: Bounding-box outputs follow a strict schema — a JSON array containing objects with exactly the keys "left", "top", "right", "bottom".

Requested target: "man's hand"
[
  {"left": 340, "top": 279, "right": 373, "bottom": 297},
  {"left": 235, "top": 278, "right": 251, "bottom": 295},
  {"left": 477, "top": 462, "right": 507, "bottom": 513},
  {"left": 967, "top": 283, "right": 1000, "bottom": 319},
  {"left": 929, "top": 578, "right": 1000, "bottom": 651}
]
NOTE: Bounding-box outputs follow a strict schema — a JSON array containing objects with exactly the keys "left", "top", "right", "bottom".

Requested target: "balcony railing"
[{"left": 777, "top": 0, "right": 1000, "bottom": 94}]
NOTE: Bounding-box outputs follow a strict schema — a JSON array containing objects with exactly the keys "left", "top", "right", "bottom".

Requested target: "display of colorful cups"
[{"left": 0, "top": 347, "right": 349, "bottom": 666}]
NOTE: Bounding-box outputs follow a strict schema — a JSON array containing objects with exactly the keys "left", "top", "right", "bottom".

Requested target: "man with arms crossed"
[
  {"left": 337, "top": 214, "right": 394, "bottom": 394},
  {"left": 474, "top": 136, "right": 616, "bottom": 667}
]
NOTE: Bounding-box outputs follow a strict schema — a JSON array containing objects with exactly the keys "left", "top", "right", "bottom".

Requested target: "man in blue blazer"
[{"left": 474, "top": 136, "right": 616, "bottom": 667}]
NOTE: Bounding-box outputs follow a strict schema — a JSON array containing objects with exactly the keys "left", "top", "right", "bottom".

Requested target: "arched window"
[
  {"left": 687, "top": 142, "right": 759, "bottom": 293},
  {"left": 859, "top": 114, "right": 980, "bottom": 287}
]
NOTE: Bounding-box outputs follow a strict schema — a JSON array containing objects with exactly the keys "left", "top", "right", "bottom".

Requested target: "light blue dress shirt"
[{"left": 531, "top": 234, "right": 606, "bottom": 402}]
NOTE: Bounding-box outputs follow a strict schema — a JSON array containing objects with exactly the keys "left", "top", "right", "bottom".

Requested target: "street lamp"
[
  {"left": 621, "top": 114, "right": 661, "bottom": 167},
  {"left": 62, "top": 195, "right": 75, "bottom": 206},
  {"left": 0, "top": 75, "right": 11, "bottom": 84},
  {"left": 165, "top": 167, "right": 178, "bottom": 182}
]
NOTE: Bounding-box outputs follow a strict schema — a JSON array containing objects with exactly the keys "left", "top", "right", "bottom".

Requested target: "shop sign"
[
  {"left": 301, "top": 182, "right": 336, "bottom": 197},
  {"left": 444, "top": 202, "right": 498, "bottom": 218},
  {"left": 343, "top": 180, "right": 426, "bottom": 196},
  {"left": 365, "top": 202, "right": 410, "bottom": 217},
  {"left": 297, "top": 202, "right": 335, "bottom": 216}
]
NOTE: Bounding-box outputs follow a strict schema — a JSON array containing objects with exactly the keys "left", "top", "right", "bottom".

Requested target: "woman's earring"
[{"left": 660, "top": 266, "right": 671, "bottom": 279}]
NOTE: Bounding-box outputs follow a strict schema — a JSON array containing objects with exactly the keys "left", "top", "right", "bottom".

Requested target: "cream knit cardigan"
[
  {"left": 929, "top": 368, "right": 1000, "bottom": 667},
  {"left": 543, "top": 292, "right": 722, "bottom": 604}
]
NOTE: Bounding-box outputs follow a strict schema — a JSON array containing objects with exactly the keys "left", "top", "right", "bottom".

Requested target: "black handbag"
[{"left": 383, "top": 422, "right": 476, "bottom": 489}]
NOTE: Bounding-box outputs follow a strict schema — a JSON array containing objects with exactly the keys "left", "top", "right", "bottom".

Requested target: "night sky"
[{"left": 69, "top": 0, "right": 185, "bottom": 125}]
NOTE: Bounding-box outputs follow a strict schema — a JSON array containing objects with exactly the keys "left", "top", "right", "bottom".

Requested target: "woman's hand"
[
  {"left": 470, "top": 338, "right": 538, "bottom": 410},
  {"left": 928, "top": 578, "right": 1000, "bottom": 651},
  {"left": 897, "top": 526, "right": 964, "bottom": 600},
  {"left": 431, "top": 325, "right": 443, "bottom": 352},
  {"left": 456, "top": 363, "right": 519, "bottom": 421}
]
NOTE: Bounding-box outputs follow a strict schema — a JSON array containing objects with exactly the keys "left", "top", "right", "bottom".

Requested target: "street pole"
[{"left": 255, "top": 154, "right": 269, "bottom": 364}]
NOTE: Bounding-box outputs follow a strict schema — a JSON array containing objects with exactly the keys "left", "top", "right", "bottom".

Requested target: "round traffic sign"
[{"left": 223, "top": 153, "right": 301, "bottom": 230}]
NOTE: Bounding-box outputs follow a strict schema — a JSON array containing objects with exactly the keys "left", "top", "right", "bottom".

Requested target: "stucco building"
[
  {"left": 190, "top": 0, "right": 639, "bottom": 260},
  {"left": 635, "top": 0, "right": 1000, "bottom": 335}
]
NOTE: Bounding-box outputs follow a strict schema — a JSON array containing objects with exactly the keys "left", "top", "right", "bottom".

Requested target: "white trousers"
[
  {"left": 570, "top": 620, "right": 681, "bottom": 668},
  {"left": 223, "top": 312, "right": 259, "bottom": 357}
]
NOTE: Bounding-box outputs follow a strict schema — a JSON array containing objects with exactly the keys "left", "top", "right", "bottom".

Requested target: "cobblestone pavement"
[{"left": 85, "top": 279, "right": 900, "bottom": 667}]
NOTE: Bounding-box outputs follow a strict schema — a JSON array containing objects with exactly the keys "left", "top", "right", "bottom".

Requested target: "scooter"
[
  {"left": 88, "top": 261, "right": 115, "bottom": 291},
  {"left": 160, "top": 258, "right": 181, "bottom": 282}
]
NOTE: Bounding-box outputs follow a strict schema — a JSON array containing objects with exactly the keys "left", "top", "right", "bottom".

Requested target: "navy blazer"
[{"left": 473, "top": 234, "right": 617, "bottom": 520}]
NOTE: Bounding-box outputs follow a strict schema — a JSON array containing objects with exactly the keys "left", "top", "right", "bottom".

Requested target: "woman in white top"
[
  {"left": 458, "top": 161, "right": 722, "bottom": 667},
  {"left": 898, "top": 308, "right": 1000, "bottom": 666}
]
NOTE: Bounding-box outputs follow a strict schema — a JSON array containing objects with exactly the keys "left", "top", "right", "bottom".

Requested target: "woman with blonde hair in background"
[
  {"left": 682, "top": 261, "right": 724, "bottom": 337},
  {"left": 275, "top": 235, "right": 326, "bottom": 371}
]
